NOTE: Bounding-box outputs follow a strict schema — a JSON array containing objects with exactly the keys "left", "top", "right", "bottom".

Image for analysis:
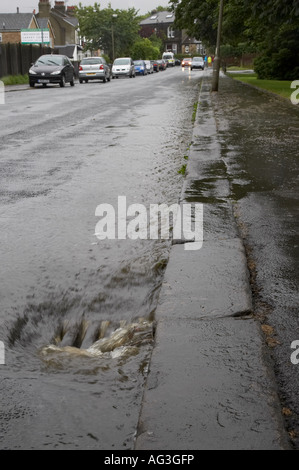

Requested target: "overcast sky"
[{"left": 0, "top": 0, "right": 170, "bottom": 15}]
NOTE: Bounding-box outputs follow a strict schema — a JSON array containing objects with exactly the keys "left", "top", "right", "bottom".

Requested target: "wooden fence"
[{"left": 0, "top": 43, "right": 52, "bottom": 78}]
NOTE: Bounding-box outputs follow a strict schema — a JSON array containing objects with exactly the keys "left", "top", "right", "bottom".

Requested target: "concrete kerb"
[{"left": 135, "top": 72, "right": 291, "bottom": 450}]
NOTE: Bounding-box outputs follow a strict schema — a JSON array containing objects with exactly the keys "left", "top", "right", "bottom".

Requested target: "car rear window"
[{"left": 81, "top": 58, "right": 102, "bottom": 65}]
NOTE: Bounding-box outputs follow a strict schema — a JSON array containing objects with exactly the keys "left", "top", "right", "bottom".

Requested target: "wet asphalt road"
[
  {"left": 212, "top": 75, "right": 299, "bottom": 447},
  {"left": 0, "top": 67, "right": 201, "bottom": 449}
]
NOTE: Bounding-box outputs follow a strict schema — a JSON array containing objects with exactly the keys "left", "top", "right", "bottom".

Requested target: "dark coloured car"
[
  {"left": 157, "top": 59, "right": 167, "bottom": 71},
  {"left": 29, "top": 54, "right": 75, "bottom": 88},
  {"left": 79, "top": 57, "right": 111, "bottom": 83},
  {"left": 152, "top": 60, "right": 160, "bottom": 72}
]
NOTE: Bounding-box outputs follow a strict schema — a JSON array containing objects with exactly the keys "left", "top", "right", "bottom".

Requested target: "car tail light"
[
  {"left": 79, "top": 65, "right": 83, "bottom": 71},
  {"left": 99, "top": 64, "right": 104, "bottom": 70}
]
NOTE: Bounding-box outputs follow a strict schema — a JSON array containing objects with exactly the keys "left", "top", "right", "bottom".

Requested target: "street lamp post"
[
  {"left": 211, "top": 0, "right": 224, "bottom": 92},
  {"left": 111, "top": 14, "right": 117, "bottom": 62}
]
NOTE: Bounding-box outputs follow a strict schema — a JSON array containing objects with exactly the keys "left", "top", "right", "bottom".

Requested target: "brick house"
[
  {"left": 139, "top": 10, "right": 202, "bottom": 55},
  {"left": 0, "top": 11, "right": 40, "bottom": 45}
]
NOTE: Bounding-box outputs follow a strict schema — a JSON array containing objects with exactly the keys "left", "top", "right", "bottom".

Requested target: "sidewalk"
[{"left": 134, "top": 72, "right": 291, "bottom": 450}]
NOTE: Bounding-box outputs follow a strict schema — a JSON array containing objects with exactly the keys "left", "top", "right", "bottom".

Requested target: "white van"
[{"left": 162, "top": 52, "right": 175, "bottom": 67}]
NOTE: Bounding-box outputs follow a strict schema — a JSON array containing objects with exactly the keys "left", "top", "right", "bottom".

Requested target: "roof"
[
  {"left": 50, "top": 9, "right": 78, "bottom": 28},
  {"left": 54, "top": 44, "right": 83, "bottom": 58},
  {"left": 37, "top": 18, "right": 50, "bottom": 29},
  {"left": 0, "top": 13, "right": 36, "bottom": 31},
  {"left": 140, "top": 11, "right": 175, "bottom": 26},
  {"left": 36, "top": 17, "right": 55, "bottom": 38}
]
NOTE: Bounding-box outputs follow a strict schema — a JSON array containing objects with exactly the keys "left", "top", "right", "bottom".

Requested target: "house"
[
  {"left": 0, "top": 8, "right": 55, "bottom": 47},
  {"left": 0, "top": 10, "right": 40, "bottom": 44},
  {"left": 37, "top": 0, "right": 80, "bottom": 48},
  {"left": 139, "top": 10, "right": 202, "bottom": 56}
]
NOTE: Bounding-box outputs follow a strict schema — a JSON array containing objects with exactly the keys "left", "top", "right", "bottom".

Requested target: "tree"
[
  {"left": 169, "top": 0, "right": 299, "bottom": 79},
  {"left": 131, "top": 38, "right": 160, "bottom": 60},
  {"left": 75, "top": 2, "right": 141, "bottom": 60}
]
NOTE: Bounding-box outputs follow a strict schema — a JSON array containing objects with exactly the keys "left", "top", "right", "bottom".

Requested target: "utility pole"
[
  {"left": 111, "top": 14, "right": 117, "bottom": 62},
  {"left": 211, "top": 0, "right": 224, "bottom": 92}
]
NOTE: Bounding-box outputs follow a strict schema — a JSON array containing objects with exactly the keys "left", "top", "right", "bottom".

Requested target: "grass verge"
[
  {"left": 1, "top": 75, "right": 29, "bottom": 86},
  {"left": 227, "top": 72, "right": 293, "bottom": 100}
]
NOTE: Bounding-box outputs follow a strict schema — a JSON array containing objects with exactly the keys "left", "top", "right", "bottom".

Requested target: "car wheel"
[
  {"left": 60, "top": 75, "right": 66, "bottom": 87},
  {"left": 79, "top": 79, "right": 83, "bottom": 84},
  {"left": 29, "top": 82, "right": 35, "bottom": 88}
]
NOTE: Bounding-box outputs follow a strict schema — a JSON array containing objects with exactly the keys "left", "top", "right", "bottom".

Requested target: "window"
[{"left": 167, "top": 27, "right": 175, "bottom": 39}]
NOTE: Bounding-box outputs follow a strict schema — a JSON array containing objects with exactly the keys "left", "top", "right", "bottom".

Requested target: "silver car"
[
  {"left": 144, "top": 60, "right": 154, "bottom": 74},
  {"left": 112, "top": 57, "right": 136, "bottom": 79},
  {"left": 79, "top": 57, "right": 111, "bottom": 83}
]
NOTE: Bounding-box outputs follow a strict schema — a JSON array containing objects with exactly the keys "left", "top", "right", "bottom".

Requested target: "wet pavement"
[{"left": 212, "top": 74, "right": 299, "bottom": 447}]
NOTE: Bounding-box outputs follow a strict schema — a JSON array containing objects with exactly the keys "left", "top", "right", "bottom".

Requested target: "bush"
[{"left": 254, "top": 27, "right": 299, "bottom": 80}]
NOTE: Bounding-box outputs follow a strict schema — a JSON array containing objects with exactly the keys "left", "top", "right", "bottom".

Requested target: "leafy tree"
[
  {"left": 169, "top": 0, "right": 299, "bottom": 79},
  {"left": 131, "top": 38, "right": 160, "bottom": 60},
  {"left": 75, "top": 2, "right": 141, "bottom": 60}
]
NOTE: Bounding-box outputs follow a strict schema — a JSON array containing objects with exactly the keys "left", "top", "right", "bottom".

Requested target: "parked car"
[
  {"left": 157, "top": 59, "right": 167, "bottom": 71},
  {"left": 181, "top": 57, "right": 192, "bottom": 67},
  {"left": 152, "top": 59, "right": 160, "bottom": 72},
  {"left": 112, "top": 57, "right": 135, "bottom": 78},
  {"left": 29, "top": 54, "right": 75, "bottom": 88},
  {"left": 191, "top": 56, "right": 205, "bottom": 70},
  {"left": 134, "top": 60, "right": 148, "bottom": 76},
  {"left": 79, "top": 57, "right": 111, "bottom": 83},
  {"left": 144, "top": 60, "right": 154, "bottom": 74}
]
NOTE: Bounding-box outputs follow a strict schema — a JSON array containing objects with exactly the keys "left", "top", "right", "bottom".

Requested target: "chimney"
[
  {"left": 38, "top": 1, "right": 51, "bottom": 18},
  {"left": 54, "top": 1, "right": 66, "bottom": 14},
  {"left": 67, "top": 6, "right": 76, "bottom": 17}
]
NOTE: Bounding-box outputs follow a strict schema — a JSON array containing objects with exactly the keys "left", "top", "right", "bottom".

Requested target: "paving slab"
[{"left": 135, "top": 316, "right": 288, "bottom": 450}]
